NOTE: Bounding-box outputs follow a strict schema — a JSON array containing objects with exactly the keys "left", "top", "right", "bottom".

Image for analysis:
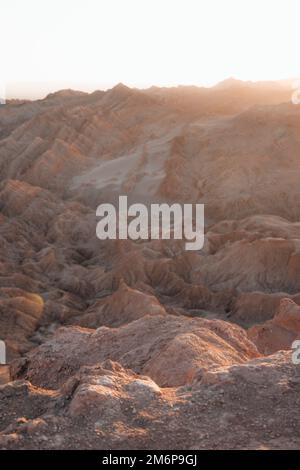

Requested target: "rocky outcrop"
[
  {"left": 12, "top": 315, "right": 259, "bottom": 388},
  {"left": 1, "top": 351, "right": 300, "bottom": 450},
  {"left": 248, "top": 298, "right": 300, "bottom": 354},
  {"left": 78, "top": 281, "right": 167, "bottom": 328}
]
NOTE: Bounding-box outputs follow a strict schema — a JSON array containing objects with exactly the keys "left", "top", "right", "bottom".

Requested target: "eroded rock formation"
[{"left": 1, "top": 81, "right": 300, "bottom": 449}]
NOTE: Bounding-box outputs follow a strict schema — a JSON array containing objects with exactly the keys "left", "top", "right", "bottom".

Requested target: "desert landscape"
[{"left": 0, "top": 79, "right": 300, "bottom": 449}]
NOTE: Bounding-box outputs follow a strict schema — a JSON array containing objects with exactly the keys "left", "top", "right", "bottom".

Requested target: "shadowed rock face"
[
  {"left": 0, "top": 366, "right": 10, "bottom": 385},
  {"left": 1, "top": 81, "right": 300, "bottom": 449}
]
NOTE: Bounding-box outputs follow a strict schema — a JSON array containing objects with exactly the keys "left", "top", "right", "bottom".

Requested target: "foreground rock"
[
  {"left": 1, "top": 352, "right": 300, "bottom": 450},
  {"left": 11, "top": 315, "right": 259, "bottom": 388}
]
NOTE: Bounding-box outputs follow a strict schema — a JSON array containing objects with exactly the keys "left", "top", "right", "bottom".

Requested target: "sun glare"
[{"left": 1, "top": 0, "right": 300, "bottom": 98}]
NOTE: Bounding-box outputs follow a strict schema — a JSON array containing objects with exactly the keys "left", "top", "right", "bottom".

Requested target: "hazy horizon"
[
  {"left": 3, "top": 76, "right": 298, "bottom": 101},
  {"left": 2, "top": 0, "right": 300, "bottom": 100}
]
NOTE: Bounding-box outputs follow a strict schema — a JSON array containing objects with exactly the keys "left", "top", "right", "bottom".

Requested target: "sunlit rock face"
[
  {"left": 1, "top": 81, "right": 300, "bottom": 449},
  {"left": 248, "top": 298, "right": 300, "bottom": 354}
]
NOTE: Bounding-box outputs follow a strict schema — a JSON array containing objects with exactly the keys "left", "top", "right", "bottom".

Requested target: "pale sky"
[{"left": 1, "top": 0, "right": 300, "bottom": 99}]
